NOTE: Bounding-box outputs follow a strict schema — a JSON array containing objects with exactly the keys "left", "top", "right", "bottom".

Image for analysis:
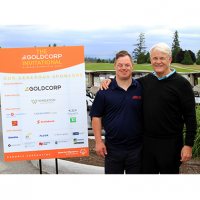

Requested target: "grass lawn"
[{"left": 85, "top": 63, "right": 200, "bottom": 73}]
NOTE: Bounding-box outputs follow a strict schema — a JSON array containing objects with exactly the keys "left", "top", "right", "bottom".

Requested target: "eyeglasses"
[{"left": 117, "top": 64, "right": 132, "bottom": 68}]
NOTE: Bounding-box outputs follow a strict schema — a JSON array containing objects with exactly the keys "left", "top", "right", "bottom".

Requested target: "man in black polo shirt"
[
  {"left": 89, "top": 51, "right": 144, "bottom": 174},
  {"left": 100, "top": 43, "right": 197, "bottom": 174}
]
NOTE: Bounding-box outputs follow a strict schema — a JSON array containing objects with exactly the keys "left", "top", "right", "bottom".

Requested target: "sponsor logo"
[
  {"left": 73, "top": 138, "right": 84, "bottom": 144},
  {"left": 54, "top": 133, "right": 68, "bottom": 136},
  {"left": 72, "top": 132, "right": 84, "bottom": 135},
  {"left": 132, "top": 96, "right": 142, "bottom": 99},
  {"left": 80, "top": 149, "right": 87, "bottom": 155},
  {"left": 6, "top": 113, "right": 27, "bottom": 118},
  {"left": 22, "top": 53, "right": 62, "bottom": 60},
  {"left": 8, "top": 136, "right": 19, "bottom": 139},
  {"left": 25, "top": 142, "right": 35, "bottom": 148},
  {"left": 39, "top": 142, "right": 50, "bottom": 146},
  {"left": 31, "top": 100, "right": 37, "bottom": 104},
  {"left": 55, "top": 141, "right": 68, "bottom": 144},
  {"left": 68, "top": 109, "right": 77, "bottom": 112},
  {"left": 37, "top": 120, "right": 55, "bottom": 124},
  {"left": 39, "top": 134, "right": 49, "bottom": 137},
  {"left": 34, "top": 112, "right": 57, "bottom": 115},
  {"left": 8, "top": 144, "right": 20, "bottom": 147},
  {"left": 26, "top": 133, "right": 32, "bottom": 140},
  {"left": 67, "top": 109, "right": 78, "bottom": 115},
  {"left": 70, "top": 117, "right": 76, "bottom": 123},
  {"left": 12, "top": 121, "right": 18, "bottom": 126},
  {"left": 31, "top": 99, "right": 56, "bottom": 104},
  {"left": 25, "top": 85, "right": 61, "bottom": 91}
]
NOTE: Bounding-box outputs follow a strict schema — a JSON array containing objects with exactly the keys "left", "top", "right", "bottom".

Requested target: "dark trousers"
[
  {"left": 105, "top": 141, "right": 142, "bottom": 174},
  {"left": 142, "top": 135, "right": 183, "bottom": 174}
]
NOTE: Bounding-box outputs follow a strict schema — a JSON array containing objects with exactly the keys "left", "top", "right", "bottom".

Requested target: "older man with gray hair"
[{"left": 100, "top": 43, "right": 197, "bottom": 174}]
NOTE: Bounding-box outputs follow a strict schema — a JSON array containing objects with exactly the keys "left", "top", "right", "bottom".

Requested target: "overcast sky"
[{"left": 0, "top": 0, "right": 200, "bottom": 60}]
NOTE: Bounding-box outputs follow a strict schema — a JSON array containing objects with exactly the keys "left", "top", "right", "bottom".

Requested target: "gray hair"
[{"left": 149, "top": 43, "right": 172, "bottom": 59}]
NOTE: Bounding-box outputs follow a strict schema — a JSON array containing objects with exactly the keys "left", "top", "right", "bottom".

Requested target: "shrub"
[
  {"left": 137, "top": 53, "right": 146, "bottom": 64},
  {"left": 177, "top": 50, "right": 196, "bottom": 63},
  {"left": 97, "top": 59, "right": 101, "bottom": 63},
  {"left": 196, "top": 57, "right": 200, "bottom": 65},
  {"left": 145, "top": 52, "right": 151, "bottom": 63},
  {"left": 181, "top": 51, "right": 193, "bottom": 65},
  {"left": 183, "top": 106, "right": 200, "bottom": 158}
]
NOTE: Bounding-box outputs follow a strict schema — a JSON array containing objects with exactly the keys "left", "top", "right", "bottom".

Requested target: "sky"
[{"left": 0, "top": 0, "right": 200, "bottom": 59}]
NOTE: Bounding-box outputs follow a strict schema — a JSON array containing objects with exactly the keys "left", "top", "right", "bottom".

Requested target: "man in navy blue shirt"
[{"left": 89, "top": 51, "right": 144, "bottom": 174}]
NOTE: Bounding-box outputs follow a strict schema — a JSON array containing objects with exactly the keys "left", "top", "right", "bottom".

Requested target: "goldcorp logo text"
[
  {"left": 25, "top": 85, "right": 61, "bottom": 91},
  {"left": 22, "top": 49, "right": 62, "bottom": 66}
]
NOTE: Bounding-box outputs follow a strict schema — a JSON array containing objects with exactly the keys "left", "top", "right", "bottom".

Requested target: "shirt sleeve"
[
  {"left": 89, "top": 90, "right": 105, "bottom": 118},
  {"left": 179, "top": 81, "right": 197, "bottom": 146}
]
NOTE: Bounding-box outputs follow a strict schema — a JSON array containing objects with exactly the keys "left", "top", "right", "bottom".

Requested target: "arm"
[
  {"left": 98, "top": 79, "right": 112, "bottom": 91},
  {"left": 92, "top": 117, "right": 107, "bottom": 158},
  {"left": 179, "top": 82, "right": 197, "bottom": 162}
]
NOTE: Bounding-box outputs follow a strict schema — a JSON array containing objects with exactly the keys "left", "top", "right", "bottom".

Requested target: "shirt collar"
[
  {"left": 111, "top": 77, "right": 137, "bottom": 90},
  {"left": 153, "top": 68, "right": 176, "bottom": 80}
]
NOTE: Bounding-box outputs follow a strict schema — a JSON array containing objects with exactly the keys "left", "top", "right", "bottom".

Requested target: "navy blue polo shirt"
[{"left": 89, "top": 78, "right": 144, "bottom": 150}]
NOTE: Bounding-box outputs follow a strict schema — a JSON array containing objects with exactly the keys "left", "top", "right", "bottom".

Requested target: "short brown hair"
[{"left": 115, "top": 50, "right": 133, "bottom": 63}]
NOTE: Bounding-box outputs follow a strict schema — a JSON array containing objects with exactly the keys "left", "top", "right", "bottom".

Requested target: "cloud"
[{"left": 1, "top": 0, "right": 200, "bottom": 30}]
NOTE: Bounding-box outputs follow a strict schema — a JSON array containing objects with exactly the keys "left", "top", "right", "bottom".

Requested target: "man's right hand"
[
  {"left": 98, "top": 79, "right": 111, "bottom": 91},
  {"left": 95, "top": 141, "right": 107, "bottom": 158}
]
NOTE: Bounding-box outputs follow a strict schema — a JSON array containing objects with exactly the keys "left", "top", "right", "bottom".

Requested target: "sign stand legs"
[
  {"left": 39, "top": 159, "right": 58, "bottom": 174},
  {"left": 39, "top": 159, "right": 42, "bottom": 174},
  {"left": 55, "top": 158, "right": 58, "bottom": 174}
]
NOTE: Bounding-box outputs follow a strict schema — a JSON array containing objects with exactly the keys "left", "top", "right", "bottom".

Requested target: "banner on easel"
[{"left": 0, "top": 46, "right": 89, "bottom": 162}]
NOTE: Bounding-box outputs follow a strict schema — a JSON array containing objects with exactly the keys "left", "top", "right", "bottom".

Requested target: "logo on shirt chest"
[{"left": 132, "top": 96, "right": 142, "bottom": 99}]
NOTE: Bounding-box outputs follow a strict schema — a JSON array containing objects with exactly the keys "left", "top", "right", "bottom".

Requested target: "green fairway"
[{"left": 85, "top": 63, "right": 199, "bottom": 73}]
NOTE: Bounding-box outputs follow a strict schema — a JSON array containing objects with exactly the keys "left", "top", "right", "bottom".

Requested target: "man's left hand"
[{"left": 180, "top": 145, "right": 192, "bottom": 162}]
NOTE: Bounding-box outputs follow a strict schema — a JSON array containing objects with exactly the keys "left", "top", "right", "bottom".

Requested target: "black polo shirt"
[{"left": 89, "top": 78, "right": 144, "bottom": 150}]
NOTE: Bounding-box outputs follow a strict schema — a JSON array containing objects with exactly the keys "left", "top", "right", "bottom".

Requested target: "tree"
[
  {"left": 101, "top": 59, "right": 105, "bottom": 63},
  {"left": 132, "top": 32, "right": 147, "bottom": 60},
  {"left": 196, "top": 50, "right": 200, "bottom": 59},
  {"left": 172, "top": 30, "right": 180, "bottom": 51},
  {"left": 177, "top": 50, "right": 196, "bottom": 63},
  {"left": 53, "top": 43, "right": 57, "bottom": 47},
  {"left": 97, "top": 59, "right": 101, "bottom": 63},
  {"left": 181, "top": 51, "right": 193, "bottom": 65},
  {"left": 196, "top": 57, "right": 200, "bottom": 65},
  {"left": 137, "top": 53, "right": 146, "bottom": 64},
  {"left": 49, "top": 44, "right": 51, "bottom": 47},
  {"left": 145, "top": 52, "right": 150, "bottom": 63},
  {"left": 110, "top": 57, "right": 115, "bottom": 63},
  {"left": 172, "top": 47, "right": 182, "bottom": 63}
]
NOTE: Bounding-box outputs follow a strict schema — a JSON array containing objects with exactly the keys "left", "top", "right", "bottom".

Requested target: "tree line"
[
  {"left": 132, "top": 31, "right": 200, "bottom": 65},
  {"left": 1, "top": 36, "right": 200, "bottom": 65}
]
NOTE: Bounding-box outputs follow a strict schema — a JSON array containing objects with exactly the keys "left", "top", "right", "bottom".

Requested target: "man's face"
[
  {"left": 114, "top": 55, "right": 134, "bottom": 80},
  {"left": 150, "top": 48, "right": 172, "bottom": 78}
]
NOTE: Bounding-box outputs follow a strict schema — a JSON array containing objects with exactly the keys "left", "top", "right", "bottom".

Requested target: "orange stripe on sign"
[
  {"left": 4, "top": 147, "right": 89, "bottom": 162},
  {"left": 0, "top": 46, "right": 84, "bottom": 74}
]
